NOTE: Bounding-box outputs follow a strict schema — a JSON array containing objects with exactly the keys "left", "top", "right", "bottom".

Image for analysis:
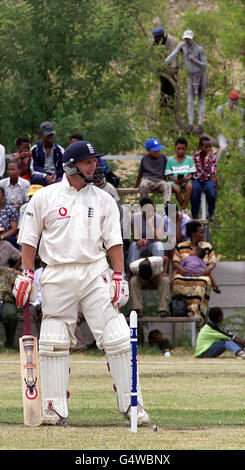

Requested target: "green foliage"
[{"left": 0, "top": 0, "right": 244, "bottom": 258}]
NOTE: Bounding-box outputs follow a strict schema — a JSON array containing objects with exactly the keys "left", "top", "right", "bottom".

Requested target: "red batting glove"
[
  {"left": 111, "top": 272, "right": 129, "bottom": 308},
  {"left": 13, "top": 269, "right": 34, "bottom": 307}
]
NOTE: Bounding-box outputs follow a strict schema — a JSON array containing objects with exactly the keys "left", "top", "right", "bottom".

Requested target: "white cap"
[{"left": 183, "top": 29, "right": 194, "bottom": 40}]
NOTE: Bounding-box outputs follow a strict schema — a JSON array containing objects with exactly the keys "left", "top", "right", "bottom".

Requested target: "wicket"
[{"left": 130, "top": 310, "right": 138, "bottom": 432}]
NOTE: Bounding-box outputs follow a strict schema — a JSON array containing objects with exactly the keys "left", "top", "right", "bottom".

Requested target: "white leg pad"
[
  {"left": 103, "top": 313, "right": 143, "bottom": 413},
  {"left": 39, "top": 319, "right": 70, "bottom": 419}
]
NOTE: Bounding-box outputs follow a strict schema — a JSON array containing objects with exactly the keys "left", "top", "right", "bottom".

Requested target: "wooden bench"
[
  {"left": 104, "top": 154, "right": 208, "bottom": 220},
  {"left": 126, "top": 315, "right": 200, "bottom": 348}
]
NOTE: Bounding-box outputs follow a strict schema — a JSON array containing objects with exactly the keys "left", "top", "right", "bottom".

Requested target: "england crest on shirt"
[{"left": 88, "top": 207, "right": 94, "bottom": 218}]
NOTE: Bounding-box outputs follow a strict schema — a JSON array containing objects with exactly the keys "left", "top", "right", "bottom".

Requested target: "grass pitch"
[{"left": 1, "top": 348, "right": 245, "bottom": 451}]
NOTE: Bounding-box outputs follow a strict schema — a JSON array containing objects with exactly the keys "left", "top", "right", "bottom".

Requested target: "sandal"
[{"left": 213, "top": 286, "right": 221, "bottom": 294}]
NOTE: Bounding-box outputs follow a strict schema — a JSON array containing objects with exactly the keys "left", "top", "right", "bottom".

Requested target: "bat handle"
[{"left": 23, "top": 302, "right": 31, "bottom": 336}]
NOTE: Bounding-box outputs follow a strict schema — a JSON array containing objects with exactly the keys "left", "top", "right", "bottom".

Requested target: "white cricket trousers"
[{"left": 39, "top": 262, "right": 119, "bottom": 348}]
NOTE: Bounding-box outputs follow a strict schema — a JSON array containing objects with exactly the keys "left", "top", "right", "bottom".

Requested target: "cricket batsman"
[{"left": 13, "top": 140, "right": 149, "bottom": 426}]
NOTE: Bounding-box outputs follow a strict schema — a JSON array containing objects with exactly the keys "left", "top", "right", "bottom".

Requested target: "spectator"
[
  {"left": 165, "top": 29, "right": 207, "bottom": 134},
  {"left": 128, "top": 198, "right": 165, "bottom": 264},
  {"left": 93, "top": 167, "right": 120, "bottom": 202},
  {"left": 191, "top": 136, "right": 218, "bottom": 221},
  {"left": 0, "top": 266, "right": 20, "bottom": 348},
  {"left": 0, "top": 228, "right": 21, "bottom": 268},
  {"left": 31, "top": 121, "right": 64, "bottom": 186},
  {"left": 0, "top": 187, "right": 18, "bottom": 248},
  {"left": 134, "top": 138, "right": 171, "bottom": 207},
  {"left": 69, "top": 133, "right": 84, "bottom": 144},
  {"left": 195, "top": 307, "right": 245, "bottom": 359},
  {"left": 0, "top": 144, "right": 6, "bottom": 179},
  {"left": 129, "top": 255, "right": 170, "bottom": 317},
  {"left": 216, "top": 90, "right": 245, "bottom": 153},
  {"left": 152, "top": 26, "right": 178, "bottom": 110},
  {"left": 10, "top": 136, "right": 32, "bottom": 182},
  {"left": 172, "top": 220, "right": 216, "bottom": 320},
  {"left": 165, "top": 137, "right": 196, "bottom": 212},
  {"left": 0, "top": 161, "right": 30, "bottom": 212},
  {"left": 18, "top": 184, "right": 44, "bottom": 230},
  {"left": 164, "top": 205, "right": 191, "bottom": 244}
]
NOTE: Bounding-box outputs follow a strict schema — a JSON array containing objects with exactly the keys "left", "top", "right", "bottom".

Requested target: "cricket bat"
[{"left": 19, "top": 302, "right": 42, "bottom": 426}]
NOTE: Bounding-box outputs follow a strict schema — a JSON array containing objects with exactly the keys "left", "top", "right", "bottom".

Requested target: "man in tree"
[
  {"left": 216, "top": 90, "right": 245, "bottom": 153},
  {"left": 165, "top": 29, "right": 207, "bottom": 134},
  {"left": 152, "top": 26, "right": 178, "bottom": 110}
]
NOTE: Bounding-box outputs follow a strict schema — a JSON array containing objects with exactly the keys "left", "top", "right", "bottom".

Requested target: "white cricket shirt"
[{"left": 18, "top": 174, "right": 123, "bottom": 270}]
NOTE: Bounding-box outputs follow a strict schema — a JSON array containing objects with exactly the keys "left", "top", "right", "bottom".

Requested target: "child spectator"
[
  {"left": 195, "top": 307, "right": 245, "bottom": 358},
  {"left": 0, "top": 161, "right": 30, "bottom": 212},
  {"left": 10, "top": 136, "right": 32, "bottom": 182},
  {"left": 165, "top": 137, "right": 196, "bottom": 212},
  {"left": 134, "top": 138, "right": 171, "bottom": 207},
  {"left": 191, "top": 136, "right": 218, "bottom": 221}
]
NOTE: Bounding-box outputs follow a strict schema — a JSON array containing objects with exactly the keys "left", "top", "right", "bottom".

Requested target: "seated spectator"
[
  {"left": 10, "top": 136, "right": 32, "bottom": 182},
  {"left": 129, "top": 255, "right": 170, "bottom": 317},
  {"left": 128, "top": 198, "right": 165, "bottom": 264},
  {"left": 93, "top": 167, "right": 120, "bottom": 201},
  {"left": 18, "top": 184, "right": 44, "bottom": 230},
  {"left": 31, "top": 121, "right": 64, "bottom": 186},
  {"left": 164, "top": 137, "right": 196, "bottom": 212},
  {"left": 134, "top": 138, "right": 171, "bottom": 207},
  {"left": 0, "top": 228, "right": 21, "bottom": 268},
  {"left": 172, "top": 220, "right": 216, "bottom": 320},
  {"left": 164, "top": 205, "right": 191, "bottom": 244},
  {"left": 0, "top": 161, "right": 30, "bottom": 212},
  {"left": 0, "top": 143, "right": 6, "bottom": 179},
  {"left": 216, "top": 90, "right": 245, "bottom": 152},
  {"left": 191, "top": 136, "right": 218, "bottom": 221},
  {"left": 0, "top": 187, "right": 18, "bottom": 247},
  {"left": 195, "top": 307, "right": 245, "bottom": 359},
  {"left": 0, "top": 266, "right": 21, "bottom": 348}
]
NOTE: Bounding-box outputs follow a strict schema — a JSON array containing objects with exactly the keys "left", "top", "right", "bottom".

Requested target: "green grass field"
[{"left": 1, "top": 348, "right": 245, "bottom": 451}]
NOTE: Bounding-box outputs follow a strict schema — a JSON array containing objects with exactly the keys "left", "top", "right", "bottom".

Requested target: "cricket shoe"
[
  {"left": 42, "top": 409, "right": 68, "bottom": 426},
  {"left": 123, "top": 403, "right": 150, "bottom": 426}
]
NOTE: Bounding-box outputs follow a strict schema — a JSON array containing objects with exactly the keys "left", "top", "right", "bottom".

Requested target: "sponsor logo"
[
  {"left": 59, "top": 207, "right": 67, "bottom": 217},
  {"left": 26, "top": 211, "right": 33, "bottom": 217},
  {"left": 57, "top": 207, "right": 70, "bottom": 220}
]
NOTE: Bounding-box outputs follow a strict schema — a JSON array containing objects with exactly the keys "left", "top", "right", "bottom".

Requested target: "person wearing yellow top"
[{"left": 172, "top": 220, "right": 216, "bottom": 320}]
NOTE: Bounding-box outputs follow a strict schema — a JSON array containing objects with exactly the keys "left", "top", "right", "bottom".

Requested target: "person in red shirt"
[
  {"left": 191, "top": 136, "right": 218, "bottom": 221},
  {"left": 10, "top": 136, "right": 32, "bottom": 182}
]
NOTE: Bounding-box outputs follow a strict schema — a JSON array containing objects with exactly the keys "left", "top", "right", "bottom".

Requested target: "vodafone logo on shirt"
[
  {"left": 58, "top": 207, "right": 70, "bottom": 220},
  {"left": 59, "top": 207, "right": 67, "bottom": 217}
]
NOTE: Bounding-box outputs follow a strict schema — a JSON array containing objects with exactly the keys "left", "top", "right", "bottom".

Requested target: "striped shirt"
[{"left": 173, "top": 240, "right": 216, "bottom": 266}]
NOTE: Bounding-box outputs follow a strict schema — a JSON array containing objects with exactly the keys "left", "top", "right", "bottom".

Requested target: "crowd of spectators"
[
  {"left": 0, "top": 117, "right": 224, "bottom": 349},
  {"left": 0, "top": 77, "right": 243, "bottom": 353}
]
